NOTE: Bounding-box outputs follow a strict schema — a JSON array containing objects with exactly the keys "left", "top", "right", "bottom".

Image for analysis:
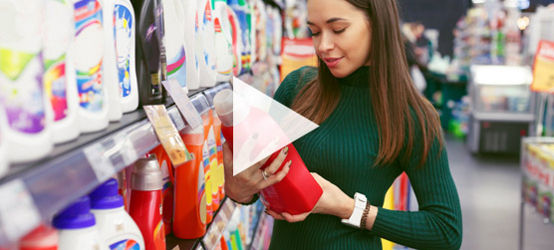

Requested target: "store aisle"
[{"left": 446, "top": 136, "right": 554, "bottom": 250}]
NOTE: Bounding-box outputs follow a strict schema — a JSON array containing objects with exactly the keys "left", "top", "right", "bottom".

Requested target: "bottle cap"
[
  {"left": 132, "top": 154, "right": 163, "bottom": 191},
  {"left": 89, "top": 178, "right": 124, "bottom": 209},
  {"left": 52, "top": 196, "right": 96, "bottom": 229}
]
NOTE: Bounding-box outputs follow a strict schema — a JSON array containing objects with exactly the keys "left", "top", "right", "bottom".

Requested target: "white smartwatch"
[{"left": 341, "top": 192, "right": 367, "bottom": 228}]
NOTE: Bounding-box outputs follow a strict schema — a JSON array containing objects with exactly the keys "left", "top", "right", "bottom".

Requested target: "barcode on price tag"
[
  {"left": 84, "top": 143, "right": 117, "bottom": 182},
  {"left": 163, "top": 79, "right": 203, "bottom": 130},
  {"left": 0, "top": 180, "right": 41, "bottom": 241}
]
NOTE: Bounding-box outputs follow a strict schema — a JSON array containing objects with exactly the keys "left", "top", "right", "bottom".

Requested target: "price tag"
[
  {"left": 112, "top": 132, "right": 139, "bottom": 166},
  {"left": 163, "top": 79, "right": 203, "bottom": 130},
  {"left": 84, "top": 143, "right": 117, "bottom": 182},
  {"left": 0, "top": 180, "right": 41, "bottom": 241},
  {"left": 144, "top": 105, "right": 193, "bottom": 166}
]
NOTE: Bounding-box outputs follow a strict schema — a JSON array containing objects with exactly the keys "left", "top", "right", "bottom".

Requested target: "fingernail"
[
  {"left": 283, "top": 147, "right": 289, "bottom": 155},
  {"left": 287, "top": 160, "right": 292, "bottom": 167}
]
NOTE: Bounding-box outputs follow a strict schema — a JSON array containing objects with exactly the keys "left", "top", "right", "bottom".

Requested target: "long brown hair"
[{"left": 291, "top": 0, "right": 442, "bottom": 168}]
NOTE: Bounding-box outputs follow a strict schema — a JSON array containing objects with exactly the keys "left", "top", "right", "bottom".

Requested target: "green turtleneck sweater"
[{"left": 268, "top": 66, "right": 462, "bottom": 250}]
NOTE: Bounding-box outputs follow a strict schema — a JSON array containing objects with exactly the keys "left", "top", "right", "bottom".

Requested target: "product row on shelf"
[
  {"left": 522, "top": 138, "right": 554, "bottom": 224},
  {"left": 0, "top": 0, "right": 285, "bottom": 173},
  {"left": 0, "top": 82, "right": 232, "bottom": 247}
]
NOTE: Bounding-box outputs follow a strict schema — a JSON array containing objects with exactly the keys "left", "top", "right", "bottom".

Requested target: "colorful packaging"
[
  {"left": 113, "top": 0, "right": 139, "bottom": 113},
  {"left": 150, "top": 145, "right": 174, "bottom": 235},
  {"left": 0, "top": 0, "right": 53, "bottom": 163},
  {"left": 102, "top": 0, "right": 123, "bottom": 122},
  {"left": 71, "top": 0, "right": 109, "bottom": 132},
  {"left": 53, "top": 196, "right": 105, "bottom": 250},
  {"left": 162, "top": 0, "right": 188, "bottom": 92},
  {"left": 129, "top": 155, "right": 166, "bottom": 250},
  {"left": 90, "top": 178, "right": 145, "bottom": 250},
  {"left": 173, "top": 125, "right": 207, "bottom": 239},
  {"left": 18, "top": 225, "right": 58, "bottom": 250}
]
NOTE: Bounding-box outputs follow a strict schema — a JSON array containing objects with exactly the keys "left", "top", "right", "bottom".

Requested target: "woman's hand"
[
  {"left": 223, "top": 142, "right": 292, "bottom": 204},
  {"left": 266, "top": 173, "right": 354, "bottom": 222}
]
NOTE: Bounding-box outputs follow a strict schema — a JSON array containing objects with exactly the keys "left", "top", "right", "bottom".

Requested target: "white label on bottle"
[
  {"left": 84, "top": 143, "right": 117, "bottom": 182},
  {"left": 163, "top": 79, "right": 203, "bottom": 130},
  {"left": 0, "top": 180, "right": 40, "bottom": 241}
]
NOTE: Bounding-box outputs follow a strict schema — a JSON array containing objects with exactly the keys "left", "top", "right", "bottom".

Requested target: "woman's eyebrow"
[{"left": 307, "top": 17, "right": 348, "bottom": 26}]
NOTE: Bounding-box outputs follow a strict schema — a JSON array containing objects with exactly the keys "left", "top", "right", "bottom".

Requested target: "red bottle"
[
  {"left": 213, "top": 89, "right": 322, "bottom": 215},
  {"left": 129, "top": 155, "right": 166, "bottom": 250}
]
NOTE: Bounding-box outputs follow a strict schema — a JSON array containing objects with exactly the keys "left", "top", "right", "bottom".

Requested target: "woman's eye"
[
  {"left": 333, "top": 28, "right": 346, "bottom": 34},
  {"left": 309, "top": 29, "right": 320, "bottom": 36}
]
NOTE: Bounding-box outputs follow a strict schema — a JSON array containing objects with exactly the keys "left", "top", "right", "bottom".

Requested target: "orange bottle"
[
  {"left": 202, "top": 110, "right": 216, "bottom": 223},
  {"left": 173, "top": 125, "right": 207, "bottom": 239},
  {"left": 212, "top": 109, "right": 225, "bottom": 201}
]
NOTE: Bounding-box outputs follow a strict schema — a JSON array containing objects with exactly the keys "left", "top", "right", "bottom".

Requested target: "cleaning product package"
[
  {"left": 129, "top": 155, "right": 166, "bottom": 250},
  {"left": 0, "top": 0, "right": 53, "bottom": 163},
  {"left": 173, "top": 123, "right": 207, "bottom": 239},
  {"left": 149, "top": 145, "right": 174, "bottom": 235},
  {"left": 226, "top": 6, "right": 242, "bottom": 76},
  {"left": 113, "top": 0, "right": 139, "bottom": 113},
  {"left": 44, "top": 0, "right": 80, "bottom": 144},
  {"left": 71, "top": 0, "right": 110, "bottom": 132},
  {"left": 176, "top": 0, "right": 199, "bottom": 90},
  {"left": 133, "top": 0, "right": 167, "bottom": 106},
  {"left": 197, "top": 0, "right": 217, "bottom": 87},
  {"left": 213, "top": 0, "right": 233, "bottom": 81},
  {"left": 162, "top": 0, "right": 188, "bottom": 93},
  {"left": 0, "top": 109, "right": 8, "bottom": 178},
  {"left": 53, "top": 196, "right": 105, "bottom": 250},
  {"left": 101, "top": 0, "right": 123, "bottom": 122},
  {"left": 90, "top": 178, "right": 145, "bottom": 250},
  {"left": 213, "top": 83, "right": 322, "bottom": 215}
]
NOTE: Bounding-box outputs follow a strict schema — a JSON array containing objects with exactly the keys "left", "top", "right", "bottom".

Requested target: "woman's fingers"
[
  {"left": 281, "top": 212, "right": 310, "bottom": 223},
  {"left": 265, "top": 209, "right": 285, "bottom": 220},
  {"left": 263, "top": 147, "right": 289, "bottom": 175},
  {"left": 263, "top": 160, "right": 292, "bottom": 188}
]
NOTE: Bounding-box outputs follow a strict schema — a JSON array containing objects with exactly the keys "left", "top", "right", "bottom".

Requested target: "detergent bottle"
[
  {"left": 44, "top": 0, "right": 80, "bottom": 144},
  {"left": 90, "top": 178, "right": 145, "bottom": 250},
  {"left": 173, "top": 123, "right": 207, "bottom": 239},
  {"left": 133, "top": 0, "right": 167, "bottom": 105},
  {"left": 113, "top": 0, "right": 139, "bottom": 113},
  {"left": 129, "top": 155, "right": 166, "bottom": 250},
  {"left": 213, "top": 89, "right": 322, "bottom": 215},
  {"left": 0, "top": 0, "right": 53, "bottom": 163},
  {"left": 176, "top": 0, "right": 199, "bottom": 90},
  {"left": 53, "top": 196, "right": 105, "bottom": 250},
  {"left": 71, "top": 0, "right": 110, "bottom": 132},
  {"left": 162, "top": 0, "right": 188, "bottom": 92},
  {"left": 18, "top": 225, "right": 58, "bottom": 250},
  {"left": 101, "top": 0, "right": 123, "bottom": 122}
]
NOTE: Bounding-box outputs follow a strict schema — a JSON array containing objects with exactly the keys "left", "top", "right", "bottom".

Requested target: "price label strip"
[
  {"left": 0, "top": 180, "right": 41, "bottom": 241},
  {"left": 84, "top": 142, "right": 117, "bottom": 183},
  {"left": 163, "top": 79, "right": 203, "bottom": 130},
  {"left": 144, "top": 105, "right": 193, "bottom": 166}
]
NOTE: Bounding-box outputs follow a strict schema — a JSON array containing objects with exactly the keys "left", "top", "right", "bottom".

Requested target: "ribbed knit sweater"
[{"left": 268, "top": 66, "right": 462, "bottom": 250}]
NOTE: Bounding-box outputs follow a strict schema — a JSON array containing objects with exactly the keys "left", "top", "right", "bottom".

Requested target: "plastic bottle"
[
  {"left": 53, "top": 196, "right": 105, "bottom": 250},
  {"left": 173, "top": 124, "right": 206, "bottom": 239},
  {"left": 89, "top": 178, "right": 145, "bottom": 250},
  {"left": 0, "top": 0, "right": 53, "bottom": 163},
  {"left": 113, "top": 0, "right": 139, "bottom": 113},
  {"left": 204, "top": 109, "right": 220, "bottom": 212},
  {"left": 149, "top": 145, "right": 173, "bottom": 235},
  {"left": 18, "top": 225, "right": 58, "bottom": 250},
  {"left": 101, "top": 0, "right": 123, "bottom": 122},
  {"left": 162, "top": 0, "right": 188, "bottom": 93},
  {"left": 0, "top": 110, "right": 8, "bottom": 178},
  {"left": 213, "top": 89, "right": 323, "bottom": 215},
  {"left": 71, "top": 0, "right": 110, "bottom": 133},
  {"left": 177, "top": 0, "right": 199, "bottom": 90},
  {"left": 197, "top": 0, "right": 217, "bottom": 87},
  {"left": 226, "top": 6, "right": 243, "bottom": 76},
  {"left": 213, "top": 0, "right": 233, "bottom": 81},
  {"left": 43, "top": 0, "right": 80, "bottom": 144},
  {"left": 129, "top": 155, "right": 166, "bottom": 250},
  {"left": 133, "top": 0, "right": 167, "bottom": 106}
]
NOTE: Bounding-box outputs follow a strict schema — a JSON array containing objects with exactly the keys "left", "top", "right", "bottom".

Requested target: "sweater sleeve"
[{"left": 371, "top": 138, "right": 463, "bottom": 250}]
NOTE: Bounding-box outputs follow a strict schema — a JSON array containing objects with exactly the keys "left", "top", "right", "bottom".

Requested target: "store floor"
[{"left": 446, "top": 136, "right": 554, "bottom": 250}]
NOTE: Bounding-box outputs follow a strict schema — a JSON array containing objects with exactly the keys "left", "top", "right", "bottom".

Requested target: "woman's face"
[{"left": 307, "top": 0, "right": 372, "bottom": 78}]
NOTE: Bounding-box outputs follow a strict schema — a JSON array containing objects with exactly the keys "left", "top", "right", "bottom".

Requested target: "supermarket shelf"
[
  {"left": 0, "top": 85, "right": 230, "bottom": 246},
  {"left": 473, "top": 112, "right": 535, "bottom": 122},
  {"left": 166, "top": 197, "right": 238, "bottom": 250}
]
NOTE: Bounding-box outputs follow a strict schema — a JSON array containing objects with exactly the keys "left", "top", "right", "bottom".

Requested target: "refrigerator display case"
[{"left": 467, "top": 65, "right": 535, "bottom": 154}]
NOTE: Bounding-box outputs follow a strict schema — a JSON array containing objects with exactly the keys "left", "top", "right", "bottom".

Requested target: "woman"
[{"left": 222, "top": 0, "right": 462, "bottom": 249}]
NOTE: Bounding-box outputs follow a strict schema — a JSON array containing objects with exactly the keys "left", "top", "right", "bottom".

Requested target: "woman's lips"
[{"left": 323, "top": 57, "right": 343, "bottom": 67}]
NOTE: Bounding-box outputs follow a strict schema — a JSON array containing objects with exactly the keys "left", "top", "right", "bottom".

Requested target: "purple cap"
[
  {"left": 89, "top": 178, "right": 124, "bottom": 209},
  {"left": 53, "top": 196, "right": 96, "bottom": 229}
]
